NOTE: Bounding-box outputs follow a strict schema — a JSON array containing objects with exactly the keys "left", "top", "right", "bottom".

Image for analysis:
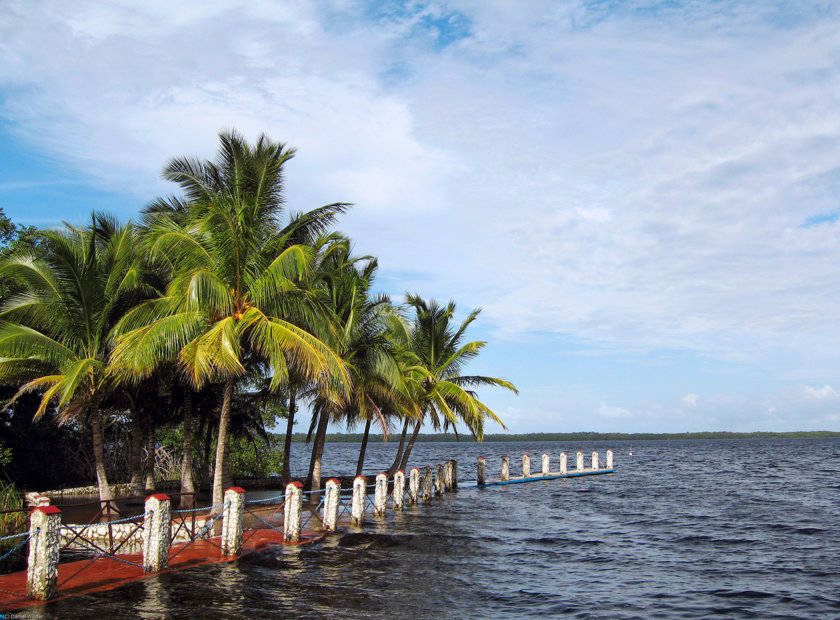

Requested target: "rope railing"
[
  {"left": 167, "top": 502, "right": 227, "bottom": 563},
  {"left": 0, "top": 529, "right": 35, "bottom": 565}
]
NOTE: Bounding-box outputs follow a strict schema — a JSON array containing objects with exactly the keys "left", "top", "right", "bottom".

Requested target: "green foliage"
[
  {"left": 0, "top": 480, "right": 25, "bottom": 542},
  {"left": 228, "top": 435, "right": 284, "bottom": 478}
]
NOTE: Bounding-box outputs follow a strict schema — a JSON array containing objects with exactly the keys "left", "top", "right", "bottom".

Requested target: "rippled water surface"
[{"left": 39, "top": 438, "right": 840, "bottom": 618}]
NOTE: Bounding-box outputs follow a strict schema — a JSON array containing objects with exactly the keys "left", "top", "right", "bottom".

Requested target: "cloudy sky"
[{"left": 2, "top": 0, "right": 840, "bottom": 434}]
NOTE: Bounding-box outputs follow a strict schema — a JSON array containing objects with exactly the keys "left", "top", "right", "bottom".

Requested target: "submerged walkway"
[
  {"left": 0, "top": 528, "right": 323, "bottom": 611},
  {"left": 478, "top": 467, "right": 616, "bottom": 487}
]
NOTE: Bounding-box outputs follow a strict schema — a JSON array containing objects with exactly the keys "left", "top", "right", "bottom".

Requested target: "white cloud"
[
  {"left": 598, "top": 403, "right": 633, "bottom": 418},
  {"left": 681, "top": 393, "right": 699, "bottom": 407}
]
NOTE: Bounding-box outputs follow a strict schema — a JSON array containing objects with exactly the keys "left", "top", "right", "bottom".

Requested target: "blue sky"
[{"left": 2, "top": 0, "right": 840, "bottom": 434}]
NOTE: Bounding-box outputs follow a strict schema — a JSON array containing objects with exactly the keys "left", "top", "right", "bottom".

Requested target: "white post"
[
  {"left": 501, "top": 455, "right": 509, "bottom": 481},
  {"left": 221, "top": 487, "right": 246, "bottom": 555},
  {"left": 351, "top": 476, "right": 366, "bottom": 525},
  {"left": 606, "top": 450, "right": 614, "bottom": 469},
  {"left": 435, "top": 464, "right": 445, "bottom": 496},
  {"left": 143, "top": 494, "right": 171, "bottom": 572},
  {"left": 592, "top": 451, "right": 600, "bottom": 471},
  {"left": 374, "top": 473, "right": 388, "bottom": 515},
  {"left": 522, "top": 454, "right": 531, "bottom": 478},
  {"left": 323, "top": 478, "right": 341, "bottom": 530},
  {"left": 477, "top": 457, "right": 486, "bottom": 486},
  {"left": 284, "top": 481, "right": 303, "bottom": 542},
  {"left": 408, "top": 468, "right": 420, "bottom": 504},
  {"left": 27, "top": 506, "right": 61, "bottom": 600},
  {"left": 393, "top": 470, "right": 406, "bottom": 511},
  {"left": 559, "top": 452, "right": 568, "bottom": 474},
  {"left": 576, "top": 451, "right": 584, "bottom": 471}
]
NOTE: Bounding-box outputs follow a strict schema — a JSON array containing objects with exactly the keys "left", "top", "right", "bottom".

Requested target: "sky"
[{"left": 2, "top": 0, "right": 840, "bottom": 434}]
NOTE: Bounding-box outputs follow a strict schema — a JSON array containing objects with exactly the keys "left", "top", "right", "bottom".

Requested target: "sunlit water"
[{"left": 32, "top": 438, "right": 840, "bottom": 618}]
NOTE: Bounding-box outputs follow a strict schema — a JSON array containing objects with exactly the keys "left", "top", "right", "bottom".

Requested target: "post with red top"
[
  {"left": 501, "top": 456, "right": 510, "bottom": 482},
  {"left": 408, "top": 468, "right": 420, "bottom": 504},
  {"left": 221, "top": 487, "right": 246, "bottom": 555},
  {"left": 559, "top": 452, "right": 568, "bottom": 475},
  {"left": 477, "top": 457, "right": 486, "bottom": 486},
  {"left": 323, "top": 478, "right": 341, "bottom": 530},
  {"left": 393, "top": 470, "right": 406, "bottom": 511},
  {"left": 143, "top": 494, "right": 171, "bottom": 572},
  {"left": 351, "top": 476, "right": 366, "bottom": 525},
  {"left": 284, "top": 481, "right": 303, "bottom": 542},
  {"left": 374, "top": 473, "right": 388, "bottom": 515},
  {"left": 27, "top": 505, "right": 61, "bottom": 600}
]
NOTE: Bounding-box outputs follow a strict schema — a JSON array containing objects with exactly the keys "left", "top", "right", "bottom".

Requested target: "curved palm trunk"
[
  {"left": 180, "top": 387, "right": 196, "bottom": 508},
  {"left": 398, "top": 419, "right": 422, "bottom": 472},
  {"left": 211, "top": 377, "right": 235, "bottom": 515},
  {"left": 91, "top": 412, "right": 113, "bottom": 504},
  {"left": 200, "top": 415, "right": 212, "bottom": 491},
  {"left": 144, "top": 424, "right": 156, "bottom": 492},
  {"left": 128, "top": 412, "right": 144, "bottom": 496},
  {"left": 387, "top": 418, "right": 410, "bottom": 475},
  {"left": 281, "top": 386, "right": 297, "bottom": 483},
  {"left": 306, "top": 407, "right": 330, "bottom": 493},
  {"left": 355, "top": 417, "right": 372, "bottom": 477}
]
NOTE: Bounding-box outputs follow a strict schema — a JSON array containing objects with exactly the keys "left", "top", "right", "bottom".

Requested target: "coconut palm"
[
  {"left": 112, "top": 130, "right": 350, "bottom": 511},
  {"left": 388, "top": 295, "right": 518, "bottom": 474},
  {"left": 0, "top": 213, "right": 145, "bottom": 502}
]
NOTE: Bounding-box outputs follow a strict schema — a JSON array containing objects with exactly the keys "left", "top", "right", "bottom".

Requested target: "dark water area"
[{"left": 34, "top": 438, "right": 840, "bottom": 618}]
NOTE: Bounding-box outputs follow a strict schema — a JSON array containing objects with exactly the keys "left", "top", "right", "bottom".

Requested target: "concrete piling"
[
  {"left": 26, "top": 506, "right": 61, "bottom": 600},
  {"left": 542, "top": 453, "right": 550, "bottom": 475},
  {"left": 592, "top": 451, "right": 600, "bottom": 471},
  {"left": 421, "top": 466, "right": 434, "bottom": 500},
  {"left": 221, "top": 487, "right": 246, "bottom": 556},
  {"left": 323, "top": 478, "right": 341, "bottom": 530},
  {"left": 443, "top": 461, "right": 454, "bottom": 492},
  {"left": 501, "top": 456, "right": 510, "bottom": 481},
  {"left": 606, "top": 449, "right": 614, "bottom": 469},
  {"left": 451, "top": 460, "right": 458, "bottom": 490},
  {"left": 142, "top": 494, "right": 171, "bottom": 572},
  {"left": 408, "top": 468, "right": 420, "bottom": 504},
  {"left": 522, "top": 454, "right": 531, "bottom": 478},
  {"left": 435, "top": 464, "right": 445, "bottom": 496},
  {"left": 393, "top": 470, "right": 406, "bottom": 511},
  {"left": 351, "top": 476, "right": 366, "bottom": 525},
  {"left": 576, "top": 451, "right": 584, "bottom": 471},
  {"left": 559, "top": 452, "right": 567, "bottom": 474},
  {"left": 374, "top": 473, "right": 388, "bottom": 515},
  {"left": 284, "top": 481, "right": 303, "bottom": 542},
  {"left": 477, "top": 457, "right": 486, "bottom": 486}
]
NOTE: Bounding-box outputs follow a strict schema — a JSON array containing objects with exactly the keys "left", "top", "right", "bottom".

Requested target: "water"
[{"left": 33, "top": 438, "right": 840, "bottom": 618}]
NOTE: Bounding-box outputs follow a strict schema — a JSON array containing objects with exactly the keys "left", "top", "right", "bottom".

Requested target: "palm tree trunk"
[
  {"left": 387, "top": 418, "right": 410, "bottom": 475},
  {"left": 281, "top": 386, "right": 297, "bottom": 482},
  {"left": 399, "top": 419, "right": 422, "bottom": 472},
  {"left": 306, "top": 407, "right": 330, "bottom": 493},
  {"left": 211, "top": 377, "right": 235, "bottom": 515},
  {"left": 355, "top": 417, "right": 372, "bottom": 477},
  {"left": 180, "top": 387, "right": 196, "bottom": 508},
  {"left": 128, "top": 412, "right": 144, "bottom": 496},
  {"left": 144, "top": 424, "right": 156, "bottom": 492},
  {"left": 200, "top": 414, "right": 212, "bottom": 491},
  {"left": 91, "top": 411, "right": 113, "bottom": 504}
]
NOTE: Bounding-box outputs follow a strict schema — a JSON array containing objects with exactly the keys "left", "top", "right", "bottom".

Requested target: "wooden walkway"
[{"left": 478, "top": 467, "right": 616, "bottom": 487}]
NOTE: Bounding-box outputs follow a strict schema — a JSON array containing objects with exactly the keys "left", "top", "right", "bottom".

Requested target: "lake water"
[{"left": 32, "top": 438, "right": 840, "bottom": 618}]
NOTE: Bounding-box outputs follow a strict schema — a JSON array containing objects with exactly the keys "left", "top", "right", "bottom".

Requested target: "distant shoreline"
[{"left": 287, "top": 430, "right": 840, "bottom": 443}]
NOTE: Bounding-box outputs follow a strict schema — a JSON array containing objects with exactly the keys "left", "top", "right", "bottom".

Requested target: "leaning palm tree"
[
  {"left": 389, "top": 295, "right": 518, "bottom": 474},
  {"left": 0, "top": 213, "right": 145, "bottom": 502},
  {"left": 113, "top": 130, "right": 350, "bottom": 511}
]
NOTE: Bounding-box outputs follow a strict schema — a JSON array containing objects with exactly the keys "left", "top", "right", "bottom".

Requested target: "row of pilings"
[
  {"left": 477, "top": 449, "right": 614, "bottom": 484},
  {"left": 19, "top": 461, "right": 460, "bottom": 602}
]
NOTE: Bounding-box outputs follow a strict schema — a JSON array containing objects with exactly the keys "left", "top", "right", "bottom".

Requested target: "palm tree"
[
  {"left": 389, "top": 295, "right": 518, "bottom": 474},
  {"left": 112, "top": 130, "right": 350, "bottom": 511},
  {"left": 0, "top": 213, "right": 145, "bottom": 502}
]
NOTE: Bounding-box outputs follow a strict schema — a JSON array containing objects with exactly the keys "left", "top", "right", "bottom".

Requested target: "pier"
[{"left": 0, "top": 448, "right": 616, "bottom": 611}]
